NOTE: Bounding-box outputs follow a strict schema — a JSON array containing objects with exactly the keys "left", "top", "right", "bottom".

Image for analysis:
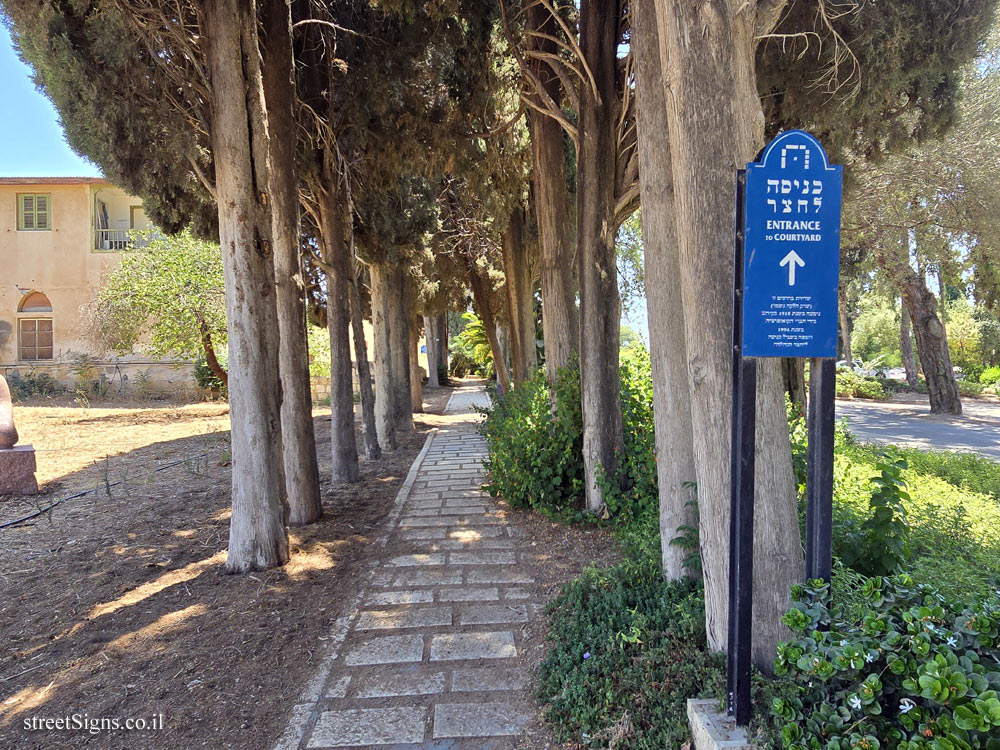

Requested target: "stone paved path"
[{"left": 273, "top": 384, "right": 543, "bottom": 750}]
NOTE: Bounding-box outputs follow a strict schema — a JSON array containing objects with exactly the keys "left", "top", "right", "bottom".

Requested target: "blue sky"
[{"left": 0, "top": 26, "right": 101, "bottom": 177}]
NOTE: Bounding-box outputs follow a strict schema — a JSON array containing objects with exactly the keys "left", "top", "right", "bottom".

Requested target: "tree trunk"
[
  {"left": 260, "top": 0, "right": 322, "bottom": 523},
  {"left": 577, "top": 0, "right": 624, "bottom": 513},
  {"left": 782, "top": 358, "right": 807, "bottom": 414},
  {"left": 197, "top": 317, "right": 229, "bottom": 387},
  {"left": 900, "top": 275, "right": 961, "bottom": 414},
  {"left": 526, "top": 3, "right": 578, "bottom": 381},
  {"left": 633, "top": 0, "right": 697, "bottom": 581},
  {"left": 468, "top": 266, "right": 512, "bottom": 394},
  {"left": 501, "top": 208, "right": 537, "bottom": 385},
  {"left": 409, "top": 307, "right": 423, "bottom": 413},
  {"left": 370, "top": 260, "right": 412, "bottom": 448},
  {"left": 204, "top": 0, "right": 288, "bottom": 572},
  {"left": 423, "top": 315, "right": 440, "bottom": 388},
  {"left": 438, "top": 315, "right": 449, "bottom": 376},
  {"left": 838, "top": 286, "right": 853, "bottom": 364},
  {"left": 901, "top": 303, "right": 919, "bottom": 390},
  {"left": 653, "top": 0, "right": 804, "bottom": 669},
  {"left": 395, "top": 276, "right": 415, "bottom": 431},
  {"left": 345, "top": 201, "right": 381, "bottom": 461},
  {"left": 318, "top": 172, "right": 361, "bottom": 483}
]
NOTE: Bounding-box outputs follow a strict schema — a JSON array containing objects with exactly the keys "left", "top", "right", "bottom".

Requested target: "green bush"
[
  {"left": 837, "top": 369, "right": 889, "bottom": 400},
  {"left": 840, "top": 453, "right": 911, "bottom": 577},
  {"left": 193, "top": 357, "right": 227, "bottom": 395},
  {"left": 538, "top": 565, "right": 724, "bottom": 749},
  {"left": 978, "top": 366, "right": 1000, "bottom": 388},
  {"left": 7, "top": 371, "right": 60, "bottom": 400},
  {"left": 959, "top": 379, "right": 985, "bottom": 398},
  {"left": 762, "top": 575, "right": 1000, "bottom": 750},
  {"left": 480, "top": 362, "right": 584, "bottom": 518}
]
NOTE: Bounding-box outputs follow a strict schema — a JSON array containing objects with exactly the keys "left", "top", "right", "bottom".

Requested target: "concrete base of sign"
[
  {"left": 687, "top": 699, "right": 751, "bottom": 750},
  {"left": 0, "top": 445, "right": 39, "bottom": 495}
]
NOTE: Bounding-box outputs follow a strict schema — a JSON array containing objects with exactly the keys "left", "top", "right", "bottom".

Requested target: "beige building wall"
[{"left": 0, "top": 178, "right": 196, "bottom": 395}]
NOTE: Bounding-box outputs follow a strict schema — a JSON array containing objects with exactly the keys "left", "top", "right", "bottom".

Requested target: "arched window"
[
  {"left": 18, "top": 291, "right": 52, "bottom": 313},
  {"left": 17, "top": 291, "right": 53, "bottom": 360}
]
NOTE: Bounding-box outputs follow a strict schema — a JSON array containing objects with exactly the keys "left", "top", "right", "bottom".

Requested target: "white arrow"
[{"left": 779, "top": 250, "right": 805, "bottom": 286}]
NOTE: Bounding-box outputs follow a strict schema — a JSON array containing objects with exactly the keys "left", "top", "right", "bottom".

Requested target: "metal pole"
[
  {"left": 727, "top": 170, "right": 755, "bottom": 726},
  {"left": 805, "top": 357, "right": 836, "bottom": 583}
]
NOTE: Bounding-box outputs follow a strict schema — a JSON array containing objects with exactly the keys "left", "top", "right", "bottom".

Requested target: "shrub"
[
  {"left": 538, "top": 565, "right": 724, "bottom": 749},
  {"left": 958, "top": 379, "right": 985, "bottom": 398},
  {"left": 480, "top": 362, "right": 584, "bottom": 518},
  {"left": 7, "top": 371, "right": 60, "bottom": 400},
  {"left": 763, "top": 575, "right": 1000, "bottom": 750},
  {"left": 194, "top": 357, "right": 227, "bottom": 395},
  {"left": 978, "top": 366, "right": 1000, "bottom": 388},
  {"left": 837, "top": 369, "right": 889, "bottom": 400},
  {"left": 840, "top": 453, "right": 911, "bottom": 577}
]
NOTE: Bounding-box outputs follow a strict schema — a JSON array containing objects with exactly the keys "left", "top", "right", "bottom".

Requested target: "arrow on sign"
[{"left": 779, "top": 250, "right": 805, "bottom": 286}]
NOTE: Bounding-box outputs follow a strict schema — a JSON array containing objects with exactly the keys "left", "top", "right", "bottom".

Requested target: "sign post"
[{"left": 727, "top": 130, "right": 843, "bottom": 726}]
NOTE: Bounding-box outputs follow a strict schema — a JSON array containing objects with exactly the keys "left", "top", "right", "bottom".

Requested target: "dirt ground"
[{"left": 0, "top": 383, "right": 617, "bottom": 750}]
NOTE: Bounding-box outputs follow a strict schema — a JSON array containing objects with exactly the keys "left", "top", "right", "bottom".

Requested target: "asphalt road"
[{"left": 835, "top": 396, "right": 1000, "bottom": 459}]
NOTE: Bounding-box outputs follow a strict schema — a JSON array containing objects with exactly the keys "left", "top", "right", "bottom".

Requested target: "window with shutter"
[
  {"left": 18, "top": 319, "right": 54, "bottom": 360},
  {"left": 17, "top": 193, "right": 52, "bottom": 231}
]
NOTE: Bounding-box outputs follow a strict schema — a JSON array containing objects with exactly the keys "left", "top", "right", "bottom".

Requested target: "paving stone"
[
  {"left": 459, "top": 604, "right": 529, "bottom": 625},
  {"left": 432, "top": 702, "right": 530, "bottom": 738},
  {"left": 439, "top": 505, "right": 488, "bottom": 515},
  {"left": 356, "top": 607, "right": 453, "bottom": 630},
  {"left": 401, "top": 516, "right": 495, "bottom": 527},
  {"left": 449, "top": 551, "right": 517, "bottom": 566},
  {"left": 410, "top": 539, "right": 514, "bottom": 552},
  {"left": 448, "top": 526, "right": 505, "bottom": 540},
  {"left": 410, "top": 499, "right": 442, "bottom": 509},
  {"left": 343, "top": 635, "right": 424, "bottom": 666},
  {"left": 466, "top": 568, "right": 534, "bottom": 585},
  {"left": 309, "top": 707, "right": 426, "bottom": 747},
  {"left": 399, "top": 528, "right": 447, "bottom": 540},
  {"left": 451, "top": 667, "right": 529, "bottom": 692},
  {"left": 386, "top": 553, "right": 446, "bottom": 567},
  {"left": 392, "top": 568, "right": 463, "bottom": 586},
  {"left": 429, "top": 631, "right": 517, "bottom": 661},
  {"left": 353, "top": 670, "right": 446, "bottom": 698},
  {"left": 503, "top": 587, "right": 532, "bottom": 600},
  {"left": 370, "top": 570, "right": 393, "bottom": 586},
  {"left": 324, "top": 674, "right": 351, "bottom": 699},
  {"left": 406, "top": 508, "right": 442, "bottom": 517},
  {"left": 364, "top": 590, "right": 434, "bottom": 606},
  {"left": 436, "top": 587, "right": 500, "bottom": 602}
]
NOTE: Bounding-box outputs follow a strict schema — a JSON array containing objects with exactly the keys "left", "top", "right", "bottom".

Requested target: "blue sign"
[{"left": 742, "top": 130, "right": 843, "bottom": 358}]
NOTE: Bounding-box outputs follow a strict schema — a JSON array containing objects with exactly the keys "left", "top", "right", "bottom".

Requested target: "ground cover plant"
[{"left": 481, "top": 352, "right": 1000, "bottom": 748}]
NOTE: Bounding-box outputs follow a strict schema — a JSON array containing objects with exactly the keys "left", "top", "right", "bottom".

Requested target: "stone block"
[
  {"left": 459, "top": 604, "right": 529, "bottom": 625},
  {"left": 0, "top": 445, "right": 38, "bottom": 495},
  {"left": 353, "top": 669, "right": 446, "bottom": 698},
  {"left": 451, "top": 667, "right": 528, "bottom": 692},
  {"left": 343, "top": 635, "right": 424, "bottom": 666},
  {"left": 429, "top": 631, "right": 516, "bottom": 661},
  {"left": 355, "top": 607, "right": 452, "bottom": 630},
  {"left": 432, "top": 702, "right": 530, "bottom": 738},
  {"left": 687, "top": 699, "right": 751, "bottom": 750},
  {"left": 309, "top": 707, "right": 426, "bottom": 747}
]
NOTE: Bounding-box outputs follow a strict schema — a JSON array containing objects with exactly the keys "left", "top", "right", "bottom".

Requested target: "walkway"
[
  {"left": 837, "top": 396, "right": 1000, "bottom": 459},
  {"left": 273, "top": 383, "right": 542, "bottom": 750}
]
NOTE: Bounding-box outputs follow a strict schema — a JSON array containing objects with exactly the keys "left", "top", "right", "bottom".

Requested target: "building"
[{"left": 0, "top": 177, "right": 195, "bottom": 395}]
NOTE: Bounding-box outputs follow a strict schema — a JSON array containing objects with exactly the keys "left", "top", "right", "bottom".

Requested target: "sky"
[{"left": 0, "top": 26, "right": 102, "bottom": 178}]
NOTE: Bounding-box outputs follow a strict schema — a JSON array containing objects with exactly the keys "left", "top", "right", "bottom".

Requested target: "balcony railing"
[{"left": 94, "top": 229, "right": 161, "bottom": 251}]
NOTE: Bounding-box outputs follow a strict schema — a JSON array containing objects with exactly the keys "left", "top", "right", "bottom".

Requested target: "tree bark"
[
  {"left": 395, "top": 276, "right": 415, "bottom": 431},
  {"left": 409, "top": 306, "right": 423, "bottom": 413},
  {"left": 577, "top": 0, "right": 624, "bottom": 513},
  {"left": 526, "top": 2, "right": 578, "bottom": 381},
  {"left": 633, "top": 0, "right": 697, "bottom": 580},
  {"left": 197, "top": 317, "right": 229, "bottom": 387},
  {"left": 204, "top": 0, "right": 289, "bottom": 572},
  {"left": 370, "top": 260, "right": 412, "bottom": 448},
  {"left": 838, "top": 286, "right": 853, "bottom": 364},
  {"left": 783, "top": 358, "right": 807, "bottom": 414},
  {"left": 439, "top": 315, "right": 449, "bottom": 375},
  {"left": 653, "top": 0, "right": 804, "bottom": 669},
  {"left": 468, "top": 265, "right": 512, "bottom": 394},
  {"left": 318, "top": 173, "right": 361, "bottom": 483},
  {"left": 501, "top": 207, "right": 537, "bottom": 385},
  {"left": 260, "top": 0, "right": 322, "bottom": 523},
  {"left": 898, "top": 272, "right": 961, "bottom": 414},
  {"left": 345, "top": 203, "right": 380, "bottom": 461},
  {"left": 424, "top": 315, "right": 440, "bottom": 388},
  {"left": 900, "top": 303, "right": 919, "bottom": 390}
]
